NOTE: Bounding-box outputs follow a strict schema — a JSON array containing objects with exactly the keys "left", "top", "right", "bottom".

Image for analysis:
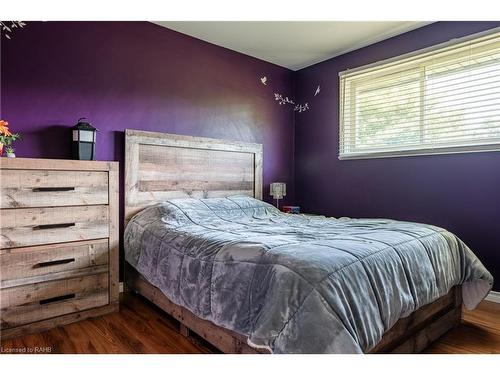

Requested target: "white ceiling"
[{"left": 154, "top": 21, "right": 432, "bottom": 70}]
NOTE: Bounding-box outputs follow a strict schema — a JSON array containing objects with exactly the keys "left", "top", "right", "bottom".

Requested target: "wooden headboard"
[{"left": 124, "top": 129, "right": 263, "bottom": 223}]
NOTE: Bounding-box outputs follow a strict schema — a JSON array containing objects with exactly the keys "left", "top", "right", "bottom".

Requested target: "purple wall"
[
  {"left": 294, "top": 21, "right": 500, "bottom": 290},
  {"left": 1, "top": 21, "right": 295, "bottom": 277},
  {"left": 1, "top": 22, "right": 295, "bottom": 200}
]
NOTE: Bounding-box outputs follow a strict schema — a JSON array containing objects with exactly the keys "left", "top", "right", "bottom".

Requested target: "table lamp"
[{"left": 270, "top": 182, "right": 286, "bottom": 209}]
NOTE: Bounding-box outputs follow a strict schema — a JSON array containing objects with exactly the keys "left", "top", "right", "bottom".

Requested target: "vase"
[
  {"left": 0, "top": 143, "right": 3, "bottom": 156},
  {"left": 6, "top": 152, "right": 16, "bottom": 158}
]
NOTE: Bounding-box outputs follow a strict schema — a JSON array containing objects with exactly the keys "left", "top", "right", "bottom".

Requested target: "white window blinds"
[{"left": 339, "top": 29, "right": 500, "bottom": 160}]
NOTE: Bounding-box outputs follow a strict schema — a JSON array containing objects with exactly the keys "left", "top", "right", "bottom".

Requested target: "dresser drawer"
[
  {"left": 0, "top": 169, "right": 109, "bottom": 208},
  {"left": 0, "top": 272, "right": 109, "bottom": 329},
  {"left": 0, "top": 206, "right": 109, "bottom": 249},
  {"left": 0, "top": 239, "right": 109, "bottom": 288}
]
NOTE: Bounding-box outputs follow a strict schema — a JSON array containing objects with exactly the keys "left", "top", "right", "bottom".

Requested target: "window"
[{"left": 339, "top": 29, "right": 500, "bottom": 160}]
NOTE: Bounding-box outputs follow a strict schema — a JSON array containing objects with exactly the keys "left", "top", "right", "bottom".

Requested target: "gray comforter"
[{"left": 124, "top": 196, "right": 493, "bottom": 353}]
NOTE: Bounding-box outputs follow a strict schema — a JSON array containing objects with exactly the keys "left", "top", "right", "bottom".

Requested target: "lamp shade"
[{"left": 270, "top": 182, "right": 286, "bottom": 199}]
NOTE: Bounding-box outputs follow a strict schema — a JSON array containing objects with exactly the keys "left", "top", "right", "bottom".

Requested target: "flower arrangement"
[{"left": 0, "top": 120, "right": 22, "bottom": 157}]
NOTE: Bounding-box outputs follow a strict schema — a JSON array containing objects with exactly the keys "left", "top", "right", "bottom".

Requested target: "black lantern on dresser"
[{"left": 71, "top": 118, "right": 97, "bottom": 160}]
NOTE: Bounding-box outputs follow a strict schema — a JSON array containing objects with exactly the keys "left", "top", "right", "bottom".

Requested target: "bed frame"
[{"left": 124, "top": 129, "right": 462, "bottom": 354}]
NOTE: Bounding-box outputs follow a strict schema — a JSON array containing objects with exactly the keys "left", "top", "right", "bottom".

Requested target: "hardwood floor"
[
  {"left": 1, "top": 293, "right": 499, "bottom": 354},
  {"left": 1, "top": 293, "right": 216, "bottom": 354},
  {"left": 424, "top": 299, "right": 500, "bottom": 354}
]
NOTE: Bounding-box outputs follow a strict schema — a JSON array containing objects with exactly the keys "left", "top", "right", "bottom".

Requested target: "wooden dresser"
[{"left": 0, "top": 158, "right": 119, "bottom": 339}]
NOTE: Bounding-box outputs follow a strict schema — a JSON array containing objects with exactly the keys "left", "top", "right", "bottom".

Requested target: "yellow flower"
[{"left": 0, "top": 120, "right": 12, "bottom": 136}]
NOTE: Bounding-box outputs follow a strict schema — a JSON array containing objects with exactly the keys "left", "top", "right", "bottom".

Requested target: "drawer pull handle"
[
  {"left": 34, "top": 223, "right": 75, "bottom": 230},
  {"left": 39, "top": 293, "right": 76, "bottom": 305},
  {"left": 34, "top": 258, "right": 75, "bottom": 268},
  {"left": 32, "top": 187, "right": 75, "bottom": 192}
]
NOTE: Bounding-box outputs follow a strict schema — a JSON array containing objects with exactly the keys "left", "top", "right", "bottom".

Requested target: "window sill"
[{"left": 339, "top": 143, "right": 500, "bottom": 160}]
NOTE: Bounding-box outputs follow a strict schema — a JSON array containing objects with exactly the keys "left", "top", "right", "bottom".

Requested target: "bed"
[{"left": 123, "top": 129, "right": 493, "bottom": 354}]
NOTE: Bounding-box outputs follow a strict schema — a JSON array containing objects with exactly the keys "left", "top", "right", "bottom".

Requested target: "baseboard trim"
[{"left": 485, "top": 290, "right": 500, "bottom": 304}]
